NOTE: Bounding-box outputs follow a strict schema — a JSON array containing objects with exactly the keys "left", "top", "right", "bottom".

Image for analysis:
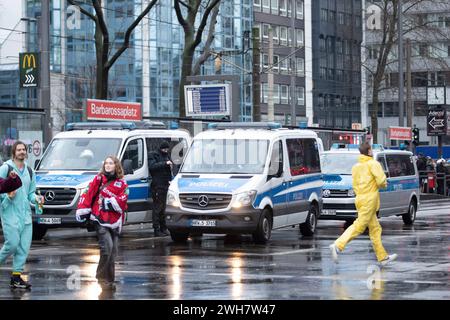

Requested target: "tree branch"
[
  {"left": 67, "top": 0, "right": 96, "bottom": 22},
  {"left": 106, "top": 0, "right": 158, "bottom": 69},
  {"left": 92, "top": 0, "right": 108, "bottom": 39},
  {"left": 192, "top": 4, "right": 219, "bottom": 75},
  {"left": 174, "top": 0, "right": 188, "bottom": 29},
  {"left": 193, "top": 0, "right": 221, "bottom": 48}
]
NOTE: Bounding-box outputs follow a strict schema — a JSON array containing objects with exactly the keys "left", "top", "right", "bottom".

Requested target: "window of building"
[
  {"left": 280, "top": 26, "right": 288, "bottom": 45},
  {"left": 320, "top": 67, "right": 327, "bottom": 79},
  {"left": 338, "top": 12, "right": 344, "bottom": 25},
  {"left": 286, "top": 138, "right": 321, "bottom": 176},
  {"left": 273, "top": 25, "right": 279, "bottom": 44},
  {"left": 329, "top": 10, "right": 336, "bottom": 24},
  {"left": 296, "top": 86, "right": 305, "bottom": 105},
  {"left": 287, "top": 0, "right": 292, "bottom": 17},
  {"left": 288, "top": 28, "right": 294, "bottom": 47},
  {"left": 321, "top": 8, "right": 328, "bottom": 22},
  {"left": 261, "top": 83, "right": 268, "bottom": 103},
  {"left": 296, "top": 0, "right": 303, "bottom": 19},
  {"left": 280, "top": 57, "right": 288, "bottom": 74},
  {"left": 271, "top": 0, "right": 279, "bottom": 14},
  {"left": 262, "top": 0, "right": 270, "bottom": 13},
  {"left": 279, "top": 0, "right": 287, "bottom": 16},
  {"left": 296, "top": 57, "right": 304, "bottom": 76},
  {"left": 262, "top": 23, "right": 270, "bottom": 39},
  {"left": 296, "top": 29, "right": 304, "bottom": 47},
  {"left": 254, "top": 0, "right": 261, "bottom": 12},
  {"left": 273, "top": 55, "right": 279, "bottom": 73},
  {"left": 319, "top": 36, "right": 326, "bottom": 51},
  {"left": 262, "top": 53, "right": 269, "bottom": 68},
  {"left": 280, "top": 85, "right": 289, "bottom": 104},
  {"left": 274, "top": 84, "right": 280, "bottom": 104}
]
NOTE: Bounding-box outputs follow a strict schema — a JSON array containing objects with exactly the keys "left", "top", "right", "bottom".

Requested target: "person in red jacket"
[
  {"left": 76, "top": 156, "right": 128, "bottom": 291},
  {"left": 0, "top": 170, "right": 22, "bottom": 194}
]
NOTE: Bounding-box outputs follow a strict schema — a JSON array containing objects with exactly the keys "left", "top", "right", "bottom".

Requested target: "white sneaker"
[
  {"left": 329, "top": 243, "right": 339, "bottom": 263},
  {"left": 380, "top": 253, "right": 397, "bottom": 266}
]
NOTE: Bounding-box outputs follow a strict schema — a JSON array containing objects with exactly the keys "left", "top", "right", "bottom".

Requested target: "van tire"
[
  {"left": 300, "top": 204, "right": 318, "bottom": 236},
  {"left": 32, "top": 224, "right": 47, "bottom": 240},
  {"left": 402, "top": 200, "right": 417, "bottom": 225},
  {"left": 252, "top": 208, "right": 272, "bottom": 244},
  {"left": 170, "top": 231, "right": 189, "bottom": 243}
]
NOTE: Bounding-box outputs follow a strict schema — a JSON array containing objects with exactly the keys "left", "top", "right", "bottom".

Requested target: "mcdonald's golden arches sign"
[{"left": 19, "top": 52, "right": 39, "bottom": 88}]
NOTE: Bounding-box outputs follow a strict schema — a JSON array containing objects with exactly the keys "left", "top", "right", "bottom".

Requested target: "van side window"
[
  {"left": 146, "top": 137, "right": 188, "bottom": 170},
  {"left": 123, "top": 139, "right": 144, "bottom": 171},
  {"left": 386, "top": 155, "right": 415, "bottom": 177},
  {"left": 286, "top": 138, "right": 321, "bottom": 176},
  {"left": 268, "top": 140, "right": 283, "bottom": 176},
  {"left": 377, "top": 155, "right": 388, "bottom": 173}
]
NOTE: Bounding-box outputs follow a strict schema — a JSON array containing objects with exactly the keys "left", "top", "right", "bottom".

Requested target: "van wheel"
[
  {"left": 32, "top": 224, "right": 47, "bottom": 240},
  {"left": 170, "top": 231, "right": 189, "bottom": 243},
  {"left": 300, "top": 204, "right": 318, "bottom": 236},
  {"left": 252, "top": 208, "right": 272, "bottom": 244},
  {"left": 402, "top": 200, "right": 417, "bottom": 225}
]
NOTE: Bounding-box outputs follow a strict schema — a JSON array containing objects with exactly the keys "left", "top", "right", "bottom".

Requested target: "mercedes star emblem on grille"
[
  {"left": 44, "top": 191, "right": 56, "bottom": 202},
  {"left": 198, "top": 195, "right": 209, "bottom": 207}
]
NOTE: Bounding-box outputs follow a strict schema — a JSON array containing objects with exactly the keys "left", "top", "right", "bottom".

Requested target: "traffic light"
[{"left": 412, "top": 128, "right": 419, "bottom": 146}]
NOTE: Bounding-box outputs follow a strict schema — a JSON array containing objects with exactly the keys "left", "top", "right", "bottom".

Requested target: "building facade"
[
  {"left": 254, "top": 0, "right": 307, "bottom": 125},
  {"left": 364, "top": 0, "right": 450, "bottom": 145},
  {"left": 311, "top": 0, "right": 362, "bottom": 129}
]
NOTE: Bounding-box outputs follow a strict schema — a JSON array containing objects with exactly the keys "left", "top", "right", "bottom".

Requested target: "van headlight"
[
  {"left": 347, "top": 189, "right": 355, "bottom": 197},
  {"left": 232, "top": 190, "right": 257, "bottom": 209},
  {"left": 167, "top": 190, "right": 180, "bottom": 207}
]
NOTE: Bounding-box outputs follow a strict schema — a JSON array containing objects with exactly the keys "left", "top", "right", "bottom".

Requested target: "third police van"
[
  {"left": 165, "top": 122, "right": 324, "bottom": 243},
  {"left": 320, "top": 145, "right": 420, "bottom": 226}
]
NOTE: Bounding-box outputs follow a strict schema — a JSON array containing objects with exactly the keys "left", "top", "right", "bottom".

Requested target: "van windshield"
[
  {"left": 321, "top": 153, "right": 359, "bottom": 175},
  {"left": 38, "top": 138, "right": 122, "bottom": 171},
  {"left": 181, "top": 139, "right": 269, "bottom": 174}
]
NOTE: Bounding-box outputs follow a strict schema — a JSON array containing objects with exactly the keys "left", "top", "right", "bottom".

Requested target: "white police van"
[
  {"left": 165, "top": 122, "right": 324, "bottom": 243},
  {"left": 32, "top": 121, "right": 191, "bottom": 240},
  {"left": 320, "top": 145, "right": 420, "bottom": 226}
]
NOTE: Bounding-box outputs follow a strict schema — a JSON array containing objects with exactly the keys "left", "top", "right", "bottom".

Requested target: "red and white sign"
[
  {"left": 389, "top": 126, "right": 412, "bottom": 141},
  {"left": 86, "top": 99, "right": 142, "bottom": 121}
]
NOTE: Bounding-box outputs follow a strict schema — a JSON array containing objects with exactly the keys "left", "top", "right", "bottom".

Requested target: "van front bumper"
[
  {"left": 32, "top": 208, "right": 86, "bottom": 228},
  {"left": 165, "top": 205, "right": 262, "bottom": 234},
  {"left": 319, "top": 198, "right": 357, "bottom": 220}
]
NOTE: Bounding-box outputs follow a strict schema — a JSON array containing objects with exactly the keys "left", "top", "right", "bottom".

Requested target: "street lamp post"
[{"left": 398, "top": 0, "right": 404, "bottom": 127}]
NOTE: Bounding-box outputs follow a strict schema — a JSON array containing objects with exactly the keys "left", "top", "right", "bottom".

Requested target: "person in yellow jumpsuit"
[{"left": 329, "top": 142, "right": 397, "bottom": 266}]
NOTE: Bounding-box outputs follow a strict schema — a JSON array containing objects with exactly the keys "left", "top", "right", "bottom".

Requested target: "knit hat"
[{"left": 160, "top": 141, "right": 170, "bottom": 150}]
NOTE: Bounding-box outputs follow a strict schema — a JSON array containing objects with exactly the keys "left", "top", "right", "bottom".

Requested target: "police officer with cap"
[{"left": 148, "top": 141, "right": 173, "bottom": 237}]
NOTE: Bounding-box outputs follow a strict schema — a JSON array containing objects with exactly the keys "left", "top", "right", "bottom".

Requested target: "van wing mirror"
[
  {"left": 268, "top": 161, "right": 283, "bottom": 180},
  {"left": 34, "top": 159, "right": 40, "bottom": 170},
  {"left": 122, "top": 159, "right": 134, "bottom": 175}
]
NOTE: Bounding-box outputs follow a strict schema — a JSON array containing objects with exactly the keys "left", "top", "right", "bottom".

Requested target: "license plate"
[
  {"left": 322, "top": 209, "right": 336, "bottom": 216},
  {"left": 190, "top": 219, "right": 216, "bottom": 227},
  {"left": 38, "top": 217, "right": 61, "bottom": 225}
]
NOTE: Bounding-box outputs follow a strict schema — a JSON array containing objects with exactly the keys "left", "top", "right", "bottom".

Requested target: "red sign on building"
[
  {"left": 86, "top": 99, "right": 142, "bottom": 121},
  {"left": 388, "top": 126, "right": 412, "bottom": 141}
]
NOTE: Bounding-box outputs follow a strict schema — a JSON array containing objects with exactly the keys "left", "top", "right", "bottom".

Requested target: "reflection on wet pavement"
[{"left": 0, "top": 201, "right": 448, "bottom": 299}]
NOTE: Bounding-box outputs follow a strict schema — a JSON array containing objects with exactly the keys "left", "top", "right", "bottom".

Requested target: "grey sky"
[{"left": 0, "top": 0, "right": 24, "bottom": 65}]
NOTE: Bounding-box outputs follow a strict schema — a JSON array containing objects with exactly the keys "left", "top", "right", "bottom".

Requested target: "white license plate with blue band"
[
  {"left": 38, "top": 218, "right": 61, "bottom": 224},
  {"left": 190, "top": 219, "right": 216, "bottom": 227},
  {"left": 322, "top": 210, "right": 336, "bottom": 215}
]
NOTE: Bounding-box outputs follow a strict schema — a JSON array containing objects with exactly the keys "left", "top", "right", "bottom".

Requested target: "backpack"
[{"left": 5, "top": 163, "right": 33, "bottom": 180}]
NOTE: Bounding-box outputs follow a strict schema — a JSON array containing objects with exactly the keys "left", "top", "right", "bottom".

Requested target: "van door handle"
[{"left": 140, "top": 178, "right": 149, "bottom": 183}]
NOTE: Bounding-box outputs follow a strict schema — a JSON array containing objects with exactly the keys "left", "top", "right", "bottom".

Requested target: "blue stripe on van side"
[{"left": 253, "top": 174, "right": 322, "bottom": 207}]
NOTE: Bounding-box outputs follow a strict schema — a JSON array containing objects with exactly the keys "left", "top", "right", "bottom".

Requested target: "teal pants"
[{"left": 0, "top": 219, "right": 32, "bottom": 273}]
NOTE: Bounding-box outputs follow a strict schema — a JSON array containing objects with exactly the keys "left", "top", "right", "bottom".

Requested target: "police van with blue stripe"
[
  {"left": 165, "top": 122, "right": 324, "bottom": 243},
  {"left": 32, "top": 121, "right": 191, "bottom": 240},
  {"left": 320, "top": 145, "right": 420, "bottom": 226}
]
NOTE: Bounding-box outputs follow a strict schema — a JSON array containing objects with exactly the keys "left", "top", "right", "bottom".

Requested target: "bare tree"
[
  {"left": 67, "top": 0, "right": 158, "bottom": 99},
  {"left": 365, "top": 0, "right": 450, "bottom": 143},
  {"left": 174, "top": 0, "right": 221, "bottom": 117}
]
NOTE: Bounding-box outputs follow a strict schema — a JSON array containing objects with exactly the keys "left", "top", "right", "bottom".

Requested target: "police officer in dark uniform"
[{"left": 148, "top": 141, "right": 173, "bottom": 237}]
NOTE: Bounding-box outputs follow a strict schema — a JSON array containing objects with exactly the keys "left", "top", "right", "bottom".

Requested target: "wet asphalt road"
[{"left": 0, "top": 199, "right": 448, "bottom": 300}]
